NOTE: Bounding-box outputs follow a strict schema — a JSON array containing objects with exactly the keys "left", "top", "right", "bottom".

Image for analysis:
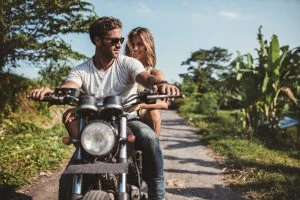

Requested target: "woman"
[{"left": 125, "top": 27, "right": 168, "bottom": 136}]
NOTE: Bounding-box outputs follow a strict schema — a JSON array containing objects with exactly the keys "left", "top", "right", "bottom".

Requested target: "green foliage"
[
  {"left": 179, "top": 47, "right": 236, "bottom": 116},
  {"left": 38, "top": 62, "right": 71, "bottom": 87},
  {"left": 179, "top": 81, "right": 198, "bottom": 97},
  {"left": 0, "top": 123, "right": 72, "bottom": 188},
  {"left": 234, "top": 26, "right": 300, "bottom": 132},
  {"left": 197, "top": 92, "right": 218, "bottom": 116},
  {"left": 180, "top": 47, "right": 232, "bottom": 91},
  {"left": 178, "top": 97, "right": 200, "bottom": 114},
  {"left": 0, "top": 0, "right": 98, "bottom": 71},
  {"left": 179, "top": 27, "right": 299, "bottom": 137},
  {"left": 0, "top": 73, "right": 55, "bottom": 124},
  {"left": 0, "top": 73, "right": 72, "bottom": 190},
  {"left": 0, "top": 73, "right": 36, "bottom": 118}
]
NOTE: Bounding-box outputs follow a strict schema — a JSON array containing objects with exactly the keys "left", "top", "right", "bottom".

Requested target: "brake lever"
[{"left": 138, "top": 90, "right": 156, "bottom": 104}]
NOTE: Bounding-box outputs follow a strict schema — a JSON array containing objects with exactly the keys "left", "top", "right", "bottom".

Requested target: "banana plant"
[
  {"left": 234, "top": 51, "right": 262, "bottom": 133},
  {"left": 234, "top": 26, "right": 299, "bottom": 133}
]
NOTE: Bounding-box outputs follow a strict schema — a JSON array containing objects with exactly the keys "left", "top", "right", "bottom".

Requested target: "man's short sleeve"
[
  {"left": 66, "top": 66, "right": 83, "bottom": 87},
  {"left": 65, "top": 59, "right": 92, "bottom": 87},
  {"left": 126, "top": 57, "right": 145, "bottom": 80}
]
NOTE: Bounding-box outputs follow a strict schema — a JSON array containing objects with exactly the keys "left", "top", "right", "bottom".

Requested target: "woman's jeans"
[{"left": 127, "top": 120, "right": 165, "bottom": 200}]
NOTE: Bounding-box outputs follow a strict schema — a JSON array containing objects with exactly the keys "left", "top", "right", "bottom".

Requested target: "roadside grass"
[
  {"left": 181, "top": 110, "right": 300, "bottom": 200},
  {"left": 0, "top": 122, "right": 73, "bottom": 190},
  {"left": 0, "top": 73, "right": 74, "bottom": 194}
]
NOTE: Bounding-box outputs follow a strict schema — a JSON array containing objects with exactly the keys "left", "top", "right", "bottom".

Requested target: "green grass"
[
  {"left": 0, "top": 73, "right": 74, "bottom": 194},
  {"left": 181, "top": 110, "right": 300, "bottom": 200},
  {"left": 0, "top": 122, "right": 73, "bottom": 190}
]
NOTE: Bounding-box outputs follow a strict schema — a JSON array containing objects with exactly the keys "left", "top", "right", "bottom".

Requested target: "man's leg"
[{"left": 127, "top": 120, "right": 165, "bottom": 200}]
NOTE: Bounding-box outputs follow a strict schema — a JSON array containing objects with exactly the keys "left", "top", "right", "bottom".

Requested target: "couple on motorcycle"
[{"left": 30, "top": 16, "right": 180, "bottom": 200}]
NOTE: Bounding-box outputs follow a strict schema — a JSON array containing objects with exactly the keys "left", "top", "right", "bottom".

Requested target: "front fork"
[
  {"left": 71, "top": 116, "right": 129, "bottom": 200},
  {"left": 71, "top": 118, "right": 85, "bottom": 200},
  {"left": 118, "top": 115, "right": 128, "bottom": 199}
]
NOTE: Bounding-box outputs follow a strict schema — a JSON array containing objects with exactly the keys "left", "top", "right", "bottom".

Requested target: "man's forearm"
[{"left": 146, "top": 75, "right": 166, "bottom": 89}]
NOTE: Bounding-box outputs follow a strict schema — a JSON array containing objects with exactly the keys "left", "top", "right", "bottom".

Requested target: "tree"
[
  {"left": 0, "top": 0, "right": 97, "bottom": 71},
  {"left": 38, "top": 62, "right": 71, "bottom": 87},
  {"left": 181, "top": 47, "right": 232, "bottom": 89},
  {"left": 180, "top": 47, "right": 234, "bottom": 113}
]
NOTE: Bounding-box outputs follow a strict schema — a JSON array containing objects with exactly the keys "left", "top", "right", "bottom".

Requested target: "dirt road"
[
  {"left": 6, "top": 110, "right": 245, "bottom": 200},
  {"left": 161, "top": 110, "right": 244, "bottom": 200}
]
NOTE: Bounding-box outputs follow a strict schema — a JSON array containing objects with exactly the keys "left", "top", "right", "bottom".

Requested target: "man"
[{"left": 30, "top": 16, "right": 179, "bottom": 200}]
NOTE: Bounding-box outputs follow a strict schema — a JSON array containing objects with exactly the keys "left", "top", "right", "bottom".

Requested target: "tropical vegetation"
[{"left": 176, "top": 26, "right": 300, "bottom": 199}]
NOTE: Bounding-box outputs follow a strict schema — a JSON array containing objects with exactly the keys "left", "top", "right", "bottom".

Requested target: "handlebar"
[
  {"left": 27, "top": 88, "right": 80, "bottom": 105},
  {"left": 144, "top": 94, "right": 185, "bottom": 99},
  {"left": 28, "top": 88, "right": 184, "bottom": 106}
]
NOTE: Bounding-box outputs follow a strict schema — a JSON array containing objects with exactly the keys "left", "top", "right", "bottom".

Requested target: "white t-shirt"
[{"left": 66, "top": 55, "right": 145, "bottom": 100}]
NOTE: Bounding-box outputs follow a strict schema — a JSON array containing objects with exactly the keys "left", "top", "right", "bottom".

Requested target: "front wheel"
[
  {"left": 58, "top": 173, "right": 73, "bottom": 200},
  {"left": 82, "top": 190, "right": 111, "bottom": 200}
]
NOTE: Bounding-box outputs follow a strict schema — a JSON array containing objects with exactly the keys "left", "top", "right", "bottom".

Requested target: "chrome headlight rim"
[{"left": 81, "top": 120, "right": 117, "bottom": 157}]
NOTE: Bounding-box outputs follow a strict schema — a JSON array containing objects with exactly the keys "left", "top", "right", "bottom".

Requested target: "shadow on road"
[
  {"left": 161, "top": 139, "right": 201, "bottom": 150},
  {"left": 164, "top": 155, "right": 218, "bottom": 168},
  {"left": 164, "top": 168, "right": 218, "bottom": 176},
  {"left": 0, "top": 185, "right": 32, "bottom": 200},
  {"left": 166, "top": 185, "right": 247, "bottom": 200},
  {"left": 161, "top": 134, "right": 198, "bottom": 139},
  {"left": 162, "top": 119, "right": 187, "bottom": 126},
  {"left": 161, "top": 126, "right": 198, "bottom": 133}
]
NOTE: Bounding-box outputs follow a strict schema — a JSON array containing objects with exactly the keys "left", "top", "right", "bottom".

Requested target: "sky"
[{"left": 15, "top": 0, "right": 300, "bottom": 83}]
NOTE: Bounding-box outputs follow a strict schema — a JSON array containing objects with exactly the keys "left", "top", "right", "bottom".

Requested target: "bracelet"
[{"left": 157, "top": 80, "right": 171, "bottom": 85}]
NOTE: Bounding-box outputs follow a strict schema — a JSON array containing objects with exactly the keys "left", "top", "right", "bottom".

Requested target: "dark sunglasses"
[{"left": 102, "top": 37, "right": 125, "bottom": 45}]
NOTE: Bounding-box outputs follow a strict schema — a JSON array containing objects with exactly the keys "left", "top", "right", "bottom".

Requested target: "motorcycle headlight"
[{"left": 81, "top": 120, "right": 116, "bottom": 156}]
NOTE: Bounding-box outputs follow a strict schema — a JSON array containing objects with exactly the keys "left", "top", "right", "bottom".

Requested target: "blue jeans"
[{"left": 127, "top": 120, "right": 165, "bottom": 200}]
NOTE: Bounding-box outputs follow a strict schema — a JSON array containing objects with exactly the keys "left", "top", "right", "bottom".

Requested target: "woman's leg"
[{"left": 127, "top": 120, "right": 165, "bottom": 200}]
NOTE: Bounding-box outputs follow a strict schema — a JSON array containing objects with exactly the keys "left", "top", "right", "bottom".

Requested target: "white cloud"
[
  {"left": 136, "top": 2, "right": 152, "bottom": 15},
  {"left": 218, "top": 11, "right": 240, "bottom": 19},
  {"left": 218, "top": 10, "right": 254, "bottom": 21}
]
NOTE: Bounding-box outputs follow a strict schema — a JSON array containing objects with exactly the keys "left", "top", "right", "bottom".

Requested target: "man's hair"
[
  {"left": 89, "top": 16, "right": 123, "bottom": 44},
  {"left": 124, "top": 27, "right": 156, "bottom": 68}
]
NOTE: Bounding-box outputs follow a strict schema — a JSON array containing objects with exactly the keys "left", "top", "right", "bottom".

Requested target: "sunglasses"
[{"left": 102, "top": 37, "right": 125, "bottom": 45}]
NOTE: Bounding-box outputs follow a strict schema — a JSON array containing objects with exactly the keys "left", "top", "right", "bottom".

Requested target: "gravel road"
[
  {"left": 4, "top": 110, "right": 246, "bottom": 200},
  {"left": 160, "top": 110, "right": 245, "bottom": 200}
]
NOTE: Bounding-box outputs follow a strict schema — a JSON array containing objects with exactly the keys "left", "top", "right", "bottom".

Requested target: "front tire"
[
  {"left": 82, "top": 190, "right": 111, "bottom": 200},
  {"left": 58, "top": 173, "right": 73, "bottom": 200}
]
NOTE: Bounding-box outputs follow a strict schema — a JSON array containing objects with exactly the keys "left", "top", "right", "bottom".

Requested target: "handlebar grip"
[
  {"left": 43, "top": 95, "right": 65, "bottom": 103},
  {"left": 27, "top": 95, "right": 72, "bottom": 105},
  {"left": 26, "top": 95, "right": 47, "bottom": 101},
  {"left": 146, "top": 94, "right": 185, "bottom": 99}
]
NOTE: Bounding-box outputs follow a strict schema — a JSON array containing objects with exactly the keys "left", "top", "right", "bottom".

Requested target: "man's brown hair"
[{"left": 89, "top": 16, "right": 122, "bottom": 44}]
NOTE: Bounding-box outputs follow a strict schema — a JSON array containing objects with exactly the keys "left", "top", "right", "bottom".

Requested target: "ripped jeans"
[{"left": 127, "top": 120, "right": 165, "bottom": 200}]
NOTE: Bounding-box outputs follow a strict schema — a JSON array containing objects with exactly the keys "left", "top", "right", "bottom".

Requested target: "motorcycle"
[{"left": 29, "top": 88, "right": 183, "bottom": 200}]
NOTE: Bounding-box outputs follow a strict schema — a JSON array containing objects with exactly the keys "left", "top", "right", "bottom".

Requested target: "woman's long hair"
[{"left": 125, "top": 27, "right": 156, "bottom": 68}]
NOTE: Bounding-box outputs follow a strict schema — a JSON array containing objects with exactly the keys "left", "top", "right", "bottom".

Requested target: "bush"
[
  {"left": 0, "top": 73, "right": 39, "bottom": 122},
  {"left": 197, "top": 92, "right": 218, "bottom": 116},
  {"left": 178, "top": 97, "right": 200, "bottom": 114}
]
